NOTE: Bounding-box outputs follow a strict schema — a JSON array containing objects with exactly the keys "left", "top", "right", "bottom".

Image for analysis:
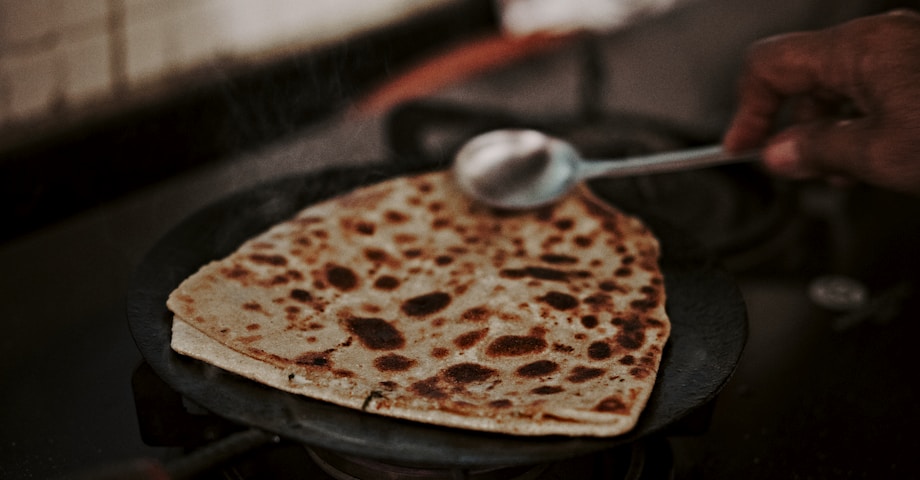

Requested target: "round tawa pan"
[{"left": 127, "top": 162, "right": 747, "bottom": 468}]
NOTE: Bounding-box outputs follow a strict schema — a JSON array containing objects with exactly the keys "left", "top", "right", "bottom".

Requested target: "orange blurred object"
[{"left": 352, "top": 32, "right": 577, "bottom": 116}]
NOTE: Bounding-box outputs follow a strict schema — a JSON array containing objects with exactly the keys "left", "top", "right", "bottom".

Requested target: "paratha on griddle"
[{"left": 167, "top": 171, "right": 670, "bottom": 436}]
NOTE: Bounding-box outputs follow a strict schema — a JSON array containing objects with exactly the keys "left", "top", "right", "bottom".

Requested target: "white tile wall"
[
  {"left": 2, "top": 49, "right": 61, "bottom": 120},
  {"left": 0, "top": 0, "right": 454, "bottom": 132},
  {"left": 58, "top": 25, "right": 111, "bottom": 99}
]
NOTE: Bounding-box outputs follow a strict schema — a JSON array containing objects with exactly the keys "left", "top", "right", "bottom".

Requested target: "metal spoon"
[{"left": 452, "top": 129, "right": 760, "bottom": 209}]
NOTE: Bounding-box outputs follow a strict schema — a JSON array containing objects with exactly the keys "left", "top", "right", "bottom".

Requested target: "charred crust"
[
  {"left": 486, "top": 335, "right": 548, "bottom": 357},
  {"left": 401, "top": 292, "right": 452, "bottom": 317},
  {"left": 538, "top": 291, "right": 579, "bottom": 310},
  {"left": 361, "top": 391, "right": 385, "bottom": 411}
]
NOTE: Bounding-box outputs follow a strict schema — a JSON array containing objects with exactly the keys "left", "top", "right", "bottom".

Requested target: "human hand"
[{"left": 723, "top": 10, "right": 920, "bottom": 195}]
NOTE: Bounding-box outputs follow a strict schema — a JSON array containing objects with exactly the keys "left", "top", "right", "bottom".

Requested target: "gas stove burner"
[
  {"left": 306, "top": 437, "right": 671, "bottom": 480},
  {"left": 307, "top": 447, "right": 549, "bottom": 480}
]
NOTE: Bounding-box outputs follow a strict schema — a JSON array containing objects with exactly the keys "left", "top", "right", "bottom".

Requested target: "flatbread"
[{"left": 167, "top": 171, "right": 670, "bottom": 436}]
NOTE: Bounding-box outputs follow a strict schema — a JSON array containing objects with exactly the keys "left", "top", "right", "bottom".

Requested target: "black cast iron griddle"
[{"left": 127, "top": 162, "right": 747, "bottom": 468}]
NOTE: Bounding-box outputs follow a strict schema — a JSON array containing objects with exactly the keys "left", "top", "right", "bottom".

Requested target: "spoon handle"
[{"left": 576, "top": 145, "right": 760, "bottom": 180}]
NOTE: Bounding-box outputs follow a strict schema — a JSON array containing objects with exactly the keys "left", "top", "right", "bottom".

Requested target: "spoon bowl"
[
  {"left": 452, "top": 129, "right": 759, "bottom": 209},
  {"left": 452, "top": 129, "right": 582, "bottom": 209}
]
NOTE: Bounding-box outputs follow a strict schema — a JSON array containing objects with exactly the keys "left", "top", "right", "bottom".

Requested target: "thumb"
[{"left": 762, "top": 119, "right": 872, "bottom": 181}]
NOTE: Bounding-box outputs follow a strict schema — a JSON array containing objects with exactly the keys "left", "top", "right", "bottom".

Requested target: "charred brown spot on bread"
[
  {"left": 409, "top": 377, "right": 447, "bottom": 399},
  {"left": 553, "top": 343, "right": 575, "bottom": 353},
  {"left": 245, "top": 323, "right": 261, "bottom": 331},
  {"left": 515, "top": 360, "right": 559, "bottom": 377},
  {"left": 485, "top": 335, "right": 547, "bottom": 357},
  {"left": 435, "top": 255, "right": 453, "bottom": 266},
  {"left": 290, "top": 288, "right": 312, "bottom": 302},
  {"left": 587, "top": 341, "right": 613, "bottom": 360},
  {"left": 403, "top": 248, "right": 423, "bottom": 258},
  {"left": 501, "top": 266, "right": 569, "bottom": 282},
  {"left": 340, "top": 218, "right": 371, "bottom": 235},
  {"left": 174, "top": 294, "right": 194, "bottom": 306},
  {"left": 461, "top": 306, "right": 489, "bottom": 322},
  {"left": 489, "top": 399, "right": 512, "bottom": 409},
  {"left": 594, "top": 395, "right": 628, "bottom": 414},
  {"left": 221, "top": 265, "right": 251, "bottom": 280},
  {"left": 363, "top": 248, "right": 389, "bottom": 262},
  {"left": 574, "top": 235, "right": 593, "bottom": 247},
  {"left": 541, "top": 235, "right": 563, "bottom": 249},
  {"left": 601, "top": 220, "right": 622, "bottom": 236},
  {"left": 431, "top": 347, "right": 450, "bottom": 359},
  {"left": 583, "top": 293, "right": 612, "bottom": 308},
  {"left": 453, "top": 329, "right": 489, "bottom": 349},
  {"left": 385, "top": 210, "right": 409, "bottom": 223},
  {"left": 553, "top": 218, "right": 574, "bottom": 230},
  {"left": 355, "top": 221, "right": 376, "bottom": 235},
  {"left": 619, "top": 355, "right": 635, "bottom": 365},
  {"left": 639, "top": 354, "right": 656, "bottom": 366},
  {"left": 379, "top": 381, "right": 398, "bottom": 391},
  {"left": 612, "top": 316, "right": 645, "bottom": 350},
  {"left": 430, "top": 217, "right": 448, "bottom": 228},
  {"left": 646, "top": 317, "right": 666, "bottom": 328},
  {"left": 326, "top": 264, "right": 358, "bottom": 291},
  {"left": 443, "top": 363, "right": 497, "bottom": 384},
  {"left": 539, "top": 253, "right": 578, "bottom": 265},
  {"left": 538, "top": 291, "right": 579, "bottom": 310},
  {"left": 294, "top": 351, "right": 332, "bottom": 369},
  {"left": 531, "top": 385, "right": 564, "bottom": 395},
  {"left": 344, "top": 317, "right": 405, "bottom": 350},
  {"left": 580, "top": 315, "right": 598, "bottom": 329},
  {"left": 401, "top": 292, "right": 451, "bottom": 317},
  {"left": 395, "top": 233, "right": 418, "bottom": 244},
  {"left": 599, "top": 280, "right": 626, "bottom": 292},
  {"left": 614, "top": 267, "right": 632, "bottom": 277},
  {"left": 630, "top": 285, "right": 662, "bottom": 312},
  {"left": 374, "top": 354, "right": 417, "bottom": 372},
  {"left": 248, "top": 253, "right": 287, "bottom": 266},
  {"left": 242, "top": 302, "right": 263, "bottom": 312},
  {"left": 566, "top": 366, "right": 606, "bottom": 383},
  {"left": 373, "top": 276, "right": 400, "bottom": 290},
  {"left": 629, "top": 367, "right": 651, "bottom": 379}
]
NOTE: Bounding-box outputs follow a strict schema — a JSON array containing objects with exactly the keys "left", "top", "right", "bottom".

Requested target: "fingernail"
[{"left": 764, "top": 138, "right": 801, "bottom": 175}]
